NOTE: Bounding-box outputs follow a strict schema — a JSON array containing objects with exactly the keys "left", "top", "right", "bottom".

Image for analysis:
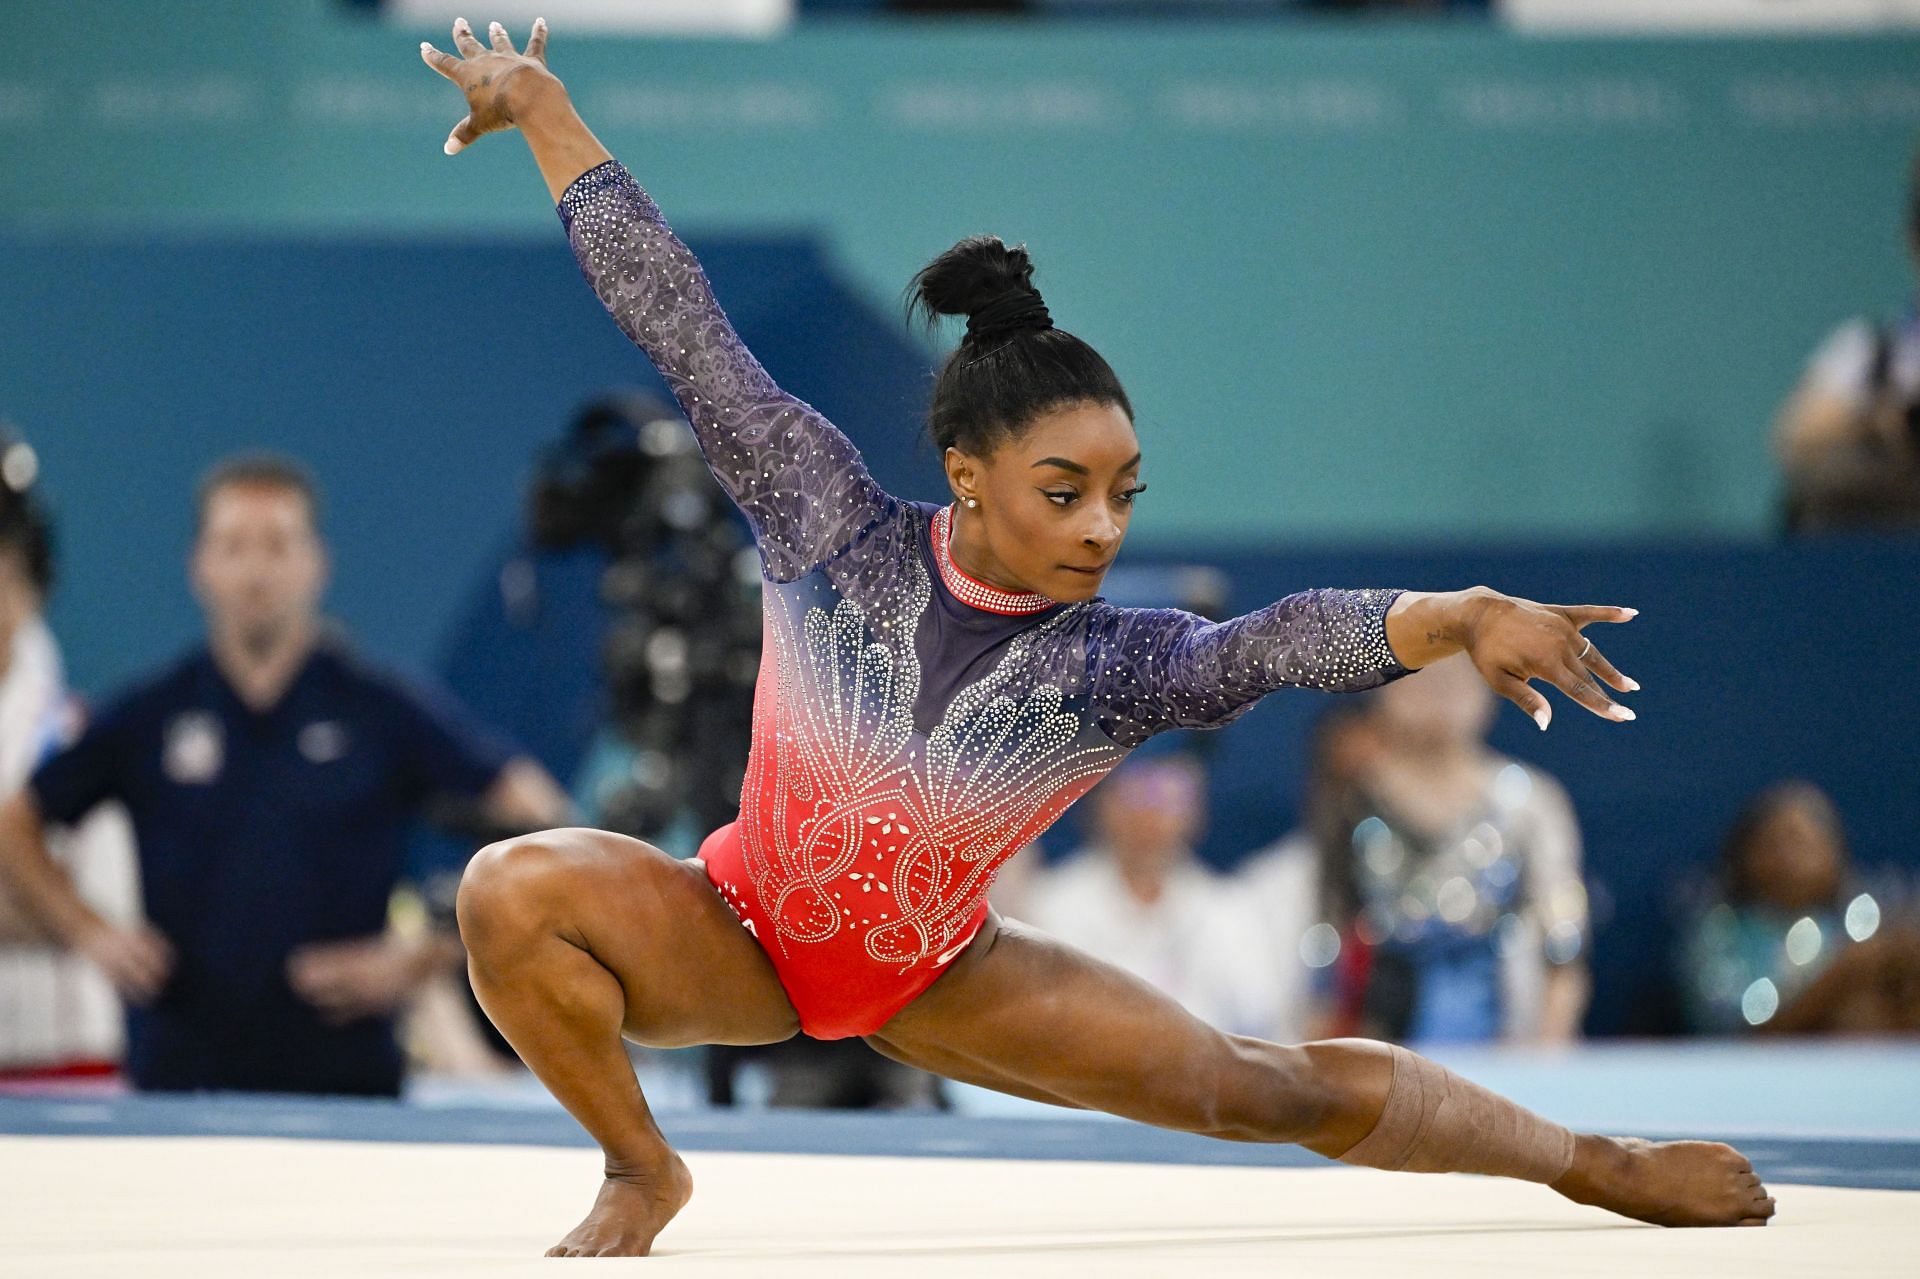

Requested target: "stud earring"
[{"left": 964, "top": 497, "right": 979, "bottom": 509}]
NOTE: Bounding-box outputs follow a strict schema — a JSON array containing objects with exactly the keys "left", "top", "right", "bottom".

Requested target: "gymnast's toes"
[{"left": 1553, "top": 1135, "right": 1779, "bottom": 1228}]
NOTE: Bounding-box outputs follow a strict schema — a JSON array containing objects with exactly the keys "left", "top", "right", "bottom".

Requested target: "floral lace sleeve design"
[{"left": 558, "top": 161, "right": 892, "bottom": 582}]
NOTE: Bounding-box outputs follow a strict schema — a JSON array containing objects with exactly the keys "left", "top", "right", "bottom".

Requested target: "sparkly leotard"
[{"left": 559, "top": 161, "right": 1411, "bottom": 1038}]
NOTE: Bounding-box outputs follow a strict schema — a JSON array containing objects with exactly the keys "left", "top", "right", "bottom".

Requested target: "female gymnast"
[{"left": 420, "top": 20, "right": 1775, "bottom": 1257}]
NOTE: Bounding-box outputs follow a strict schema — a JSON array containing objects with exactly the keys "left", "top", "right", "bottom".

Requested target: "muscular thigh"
[
  {"left": 869, "top": 911, "right": 1296, "bottom": 1133},
  {"left": 496, "top": 827, "right": 800, "bottom": 1049}
]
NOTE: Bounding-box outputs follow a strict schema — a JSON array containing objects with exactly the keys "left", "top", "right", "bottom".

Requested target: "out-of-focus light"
[
  {"left": 1437, "top": 876, "right": 1477, "bottom": 924},
  {"left": 1495, "top": 911, "right": 1525, "bottom": 954},
  {"left": 1493, "top": 763, "right": 1533, "bottom": 810},
  {"left": 1704, "top": 959, "right": 1742, "bottom": 999},
  {"left": 1549, "top": 881, "right": 1589, "bottom": 923},
  {"left": 1742, "top": 978, "right": 1780, "bottom": 1026},
  {"left": 1846, "top": 893, "right": 1881, "bottom": 943},
  {"left": 1300, "top": 922, "right": 1341, "bottom": 969},
  {"left": 1784, "top": 916, "right": 1823, "bottom": 967},
  {"left": 1545, "top": 920, "right": 1584, "bottom": 964},
  {"left": 1356, "top": 817, "right": 1401, "bottom": 877},
  {"left": 0, "top": 441, "right": 36, "bottom": 493}
]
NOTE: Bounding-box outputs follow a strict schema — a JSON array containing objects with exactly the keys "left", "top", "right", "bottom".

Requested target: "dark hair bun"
[
  {"left": 908, "top": 236, "right": 1049, "bottom": 343},
  {"left": 905, "top": 235, "right": 1129, "bottom": 455}
]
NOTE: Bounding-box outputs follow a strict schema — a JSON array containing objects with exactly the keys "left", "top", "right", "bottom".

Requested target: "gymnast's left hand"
[
  {"left": 419, "top": 16, "right": 565, "bottom": 156},
  {"left": 1452, "top": 588, "right": 1639, "bottom": 731}
]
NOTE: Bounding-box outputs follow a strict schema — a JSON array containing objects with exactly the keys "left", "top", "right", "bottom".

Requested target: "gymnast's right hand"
[{"left": 419, "top": 16, "right": 564, "bottom": 156}]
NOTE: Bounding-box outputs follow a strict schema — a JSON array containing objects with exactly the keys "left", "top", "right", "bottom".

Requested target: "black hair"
[
  {"left": 196, "top": 452, "right": 322, "bottom": 536},
  {"left": 0, "top": 491, "right": 51, "bottom": 599},
  {"left": 1718, "top": 779, "right": 1849, "bottom": 908},
  {"left": 0, "top": 431, "right": 52, "bottom": 597},
  {"left": 906, "top": 235, "right": 1132, "bottom": 455}
]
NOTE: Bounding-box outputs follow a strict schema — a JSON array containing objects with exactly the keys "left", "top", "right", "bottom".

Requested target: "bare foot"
[
  {"left": 1551, "top": 1134, "right": 1777, "bottom": 1227},
  {"left": 546, "top": 1152, "right": 694, "bottom": 1257}
]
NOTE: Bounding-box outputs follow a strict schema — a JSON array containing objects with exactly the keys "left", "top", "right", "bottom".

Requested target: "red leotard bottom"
[{"left": 697, "top": 821, "right": 989, "bottom": 1040}]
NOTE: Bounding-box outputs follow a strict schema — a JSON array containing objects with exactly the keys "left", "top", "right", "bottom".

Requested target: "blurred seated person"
[
  {"left": 1236, "top": 699, "right": 1387, "bottom": 1044},
  {"left": 0, "top": 454, "right": 569, "bottom": 1095},
  {"left": 1774, "top": 148, "right": 1920, "bottom": 531},
  {"left": 1243, "top": 655, "right": 1589, "bottom": 1047},
  {"left": 1677, "top": 780, "right": 1920, "bottom": 1036},
  {"left": 1024, "top": 756, "right": 1275, "bottom": 1037},
  {"left": 0, "top": 439, "right": 140, "bottom": 1080}
]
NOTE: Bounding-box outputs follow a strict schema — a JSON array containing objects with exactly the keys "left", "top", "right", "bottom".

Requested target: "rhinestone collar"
[{"left": 931, "top": 504, "right": 1057, "bottom": 616}]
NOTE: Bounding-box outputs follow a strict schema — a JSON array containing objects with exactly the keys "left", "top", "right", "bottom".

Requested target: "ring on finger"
[{"left": 1577, "top": 637, "right": 1592, "bottom": 660}]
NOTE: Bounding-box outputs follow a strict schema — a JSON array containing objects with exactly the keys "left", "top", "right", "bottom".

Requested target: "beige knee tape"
[{"left": 1336, "top": 1045, "right": 1575, "bottom": 1185}]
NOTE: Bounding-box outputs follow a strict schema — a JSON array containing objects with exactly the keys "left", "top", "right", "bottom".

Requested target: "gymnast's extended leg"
[
  {"left": 869, "top": 912, "right": 1776, "bottom": 1228},
  {"left": 457, "top": 828, "right": 803, "bottom": 1257}
]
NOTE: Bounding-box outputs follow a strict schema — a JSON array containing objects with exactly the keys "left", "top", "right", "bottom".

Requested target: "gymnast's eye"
[
  {"left": 1116, "top": 484, "right": 1148, "bottom": 505},
  {"left": 1043, "top": 489, "right": 1078, "bottom": 506}
]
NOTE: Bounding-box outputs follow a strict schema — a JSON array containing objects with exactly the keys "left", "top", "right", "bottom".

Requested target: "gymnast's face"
[{"left": 944, "top": 400, "right": 1143, "bottom": 603}]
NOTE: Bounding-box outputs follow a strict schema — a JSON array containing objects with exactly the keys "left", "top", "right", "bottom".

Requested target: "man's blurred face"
[{"left": 191, "top": 483, "right": 327, "bottom": 656}]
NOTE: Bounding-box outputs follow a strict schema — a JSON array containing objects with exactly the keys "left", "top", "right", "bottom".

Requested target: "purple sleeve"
[
  {"left": 557, "top": 161, "right": 892, "bottom": 581},
  {"left": 1090, "top": 588, "right": 1410, "bottom": 748}
]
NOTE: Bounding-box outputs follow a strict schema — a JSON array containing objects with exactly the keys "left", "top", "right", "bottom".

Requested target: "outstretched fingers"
[
  {"left": 487, "top": 19, "right": 518, "bottom": 54},
  {"left": 419, "top": 42, "right": 461, "bottom": 81},
  {"left": 1490, "top": 669, "right": 1555, "bottom": 733},
  {"left": 1576, "top": 635, "right": 1639, "bottom": 694},
  {"left": 526, "top": 16, "right": 550, "bottom": 62},
  {"left": 451, "top": 16, "right": 488, "bottom": 58},
  {"left": 1548, "top": 660, "right": 1634, "bottom": 723},
  {"left": 444, "top": 115, "right": 480, "bottom": 155},
  {"left": 1556, "top": 604, "right": 1639, "bottom": 628}
]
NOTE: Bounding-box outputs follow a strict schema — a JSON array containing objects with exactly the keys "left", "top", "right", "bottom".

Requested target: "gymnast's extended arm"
[
  {"left": 420, "top": 18, "right": 888, "bottom": 579},
  {"left": 1094, "top": 586, "right": 1640, "bottom": 749}
]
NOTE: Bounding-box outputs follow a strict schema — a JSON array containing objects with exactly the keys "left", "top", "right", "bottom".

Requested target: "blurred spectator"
[
  {"left": 0, "top": 436, "right": 140, "bottom": 1080},
  {"left": 1774, "top": 147, "right": 1920, "bottom": 532},
  {"left": 1025, "top": 756, "right": 1275, "bottom": 1036},
  {"left": 1243, "top": 656, "right": 1589, "bottom": 1047},
  {"left": 1237, "top": 700, "right": 1388, "bottom": 1043},
  {"left": 1677, "top": 780, "right": 1920, "bottom": 1036},
  {"left": 0, "top": 454, "right": 570, "bottom": 1095}
]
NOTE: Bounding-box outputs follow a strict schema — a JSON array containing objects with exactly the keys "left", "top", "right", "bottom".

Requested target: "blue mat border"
[{"left": 2, "top": 1095, "right": 1915, "bottom": 1192}]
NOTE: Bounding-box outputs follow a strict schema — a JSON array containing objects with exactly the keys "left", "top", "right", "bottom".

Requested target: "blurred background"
[{"left": 2, "top": 0, "right": 1917, "bottom": 1110}]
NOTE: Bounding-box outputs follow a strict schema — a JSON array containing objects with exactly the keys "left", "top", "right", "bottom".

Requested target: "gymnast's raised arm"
[{"left": 420, "top": 18, "right": 888, "bottom": 580}]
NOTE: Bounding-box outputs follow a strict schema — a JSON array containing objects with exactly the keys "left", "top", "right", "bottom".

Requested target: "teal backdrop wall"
[{"left": 11, "top": 2, "right": 1919, "bottom": 555}]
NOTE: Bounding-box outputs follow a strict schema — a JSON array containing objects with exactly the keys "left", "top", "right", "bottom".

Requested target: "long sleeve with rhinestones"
[
  {"left": 1087, "top": 588, "right": 1410, "bottom": 748},
  {"left": 557, "top": 161, "right": 891, "bottom": 582}
]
